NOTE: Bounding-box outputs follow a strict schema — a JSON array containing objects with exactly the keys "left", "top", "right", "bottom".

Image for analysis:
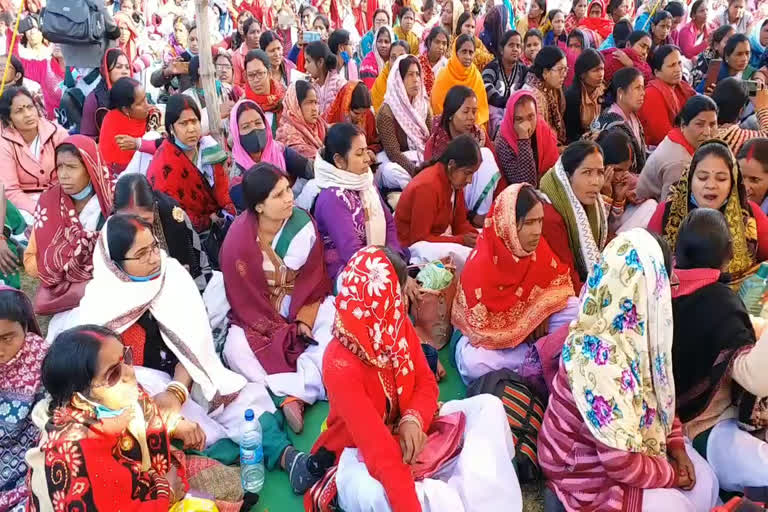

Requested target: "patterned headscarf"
[
  {"left": 563, "top": 228, "right": 675, "bottom": 456},
  {"left": 453, "top": 184, "right": 574, "bottom": 349},
  {"left": 662, "top": 140, "right": 756, "bottom": 279},
  {"left": 333, "top": 246, "right": 418, "bottom": 399},
  {"left": 539, "top": 159, "right": 608, "bottom": 281},
  {"left": 382, "top": 55, "right": 430, "bottom": 156}
]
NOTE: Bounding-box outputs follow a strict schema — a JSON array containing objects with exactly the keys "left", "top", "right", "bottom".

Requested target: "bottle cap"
[
  {"left": 245, "top": 408, "right": 254, "bottom": 421},
  {"left": 759, "top": 262, "right": 768, "bottom": 279}
]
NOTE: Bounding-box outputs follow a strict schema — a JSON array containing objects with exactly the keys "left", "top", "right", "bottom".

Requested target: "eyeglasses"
[
  {"left": 99, "top": 346, "right": 134, "bottom": 388},
  {"left": 247, "top": 70, "right": 268, "bottom": 81},
  {"left": 215, "top": 63, "right": 233, "bottom": 71},
  {"left": 122, "top": 239, "right": 160, "bottom": 263},
  {"left": 551, "top": 65, "right": 568, "bottom": 75}
]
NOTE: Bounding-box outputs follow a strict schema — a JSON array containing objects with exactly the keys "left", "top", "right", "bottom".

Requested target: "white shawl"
[
  {"left": 77, "top": 218, "right": 246, "bottom": 404},
  {"left": 314, "top": 156, "right": 387, "bottom": 246}
]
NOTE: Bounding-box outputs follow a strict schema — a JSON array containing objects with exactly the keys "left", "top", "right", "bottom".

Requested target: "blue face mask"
[
  {"left": 69, "top": 182, "right": 93, "bottom": 201},
  {"left": 127, "top": 269, "right": 162, "bottom": 282},
  {"left": 76, "top": 392, "right": 124, "bottom": 419},
  {"left": 174, "top": 137, "right": 195, "bottom": 152},
  {"left": 341, "top": 51, "right": 351, "bottom": 64}
]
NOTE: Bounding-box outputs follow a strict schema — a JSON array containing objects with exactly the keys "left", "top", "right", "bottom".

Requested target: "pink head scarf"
[{"left": 228, "top": 99, "right": 287, "bottom": 173}]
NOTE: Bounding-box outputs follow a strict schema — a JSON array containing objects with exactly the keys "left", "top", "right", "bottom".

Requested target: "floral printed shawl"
[
  {"left": 382, "top": 55, "right": 430, "bottom": 157},
  {"left": 563, "top": 229, "right": 675, "bottom": 456},
  {"left": 334, "top": 246, "right": 417, "bottom": 400},
  {"left": 275, "top": 82, "right": 327, "bottom": 160},
  {"left": 0, "top": 287, "right": 45, "bottom": 511},
  {"left": 33, "top": 135, "right": 114, "bottom": 314}
]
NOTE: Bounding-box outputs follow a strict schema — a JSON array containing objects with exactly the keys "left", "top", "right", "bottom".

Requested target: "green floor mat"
[{"left": 252, "top": 339, "right": 466, "bottom": 511}]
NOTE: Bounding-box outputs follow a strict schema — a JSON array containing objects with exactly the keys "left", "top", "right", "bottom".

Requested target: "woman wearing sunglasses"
[
  {"left": 27, "top": 325, "right": 250, "bottom": 510},
  {"left": 47, "top": 214, "right": 326, "bottom": 495}
]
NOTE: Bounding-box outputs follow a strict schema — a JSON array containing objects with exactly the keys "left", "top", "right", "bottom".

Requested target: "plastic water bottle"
[
  {"left": 739, "top": 262, "right": 768, "bottom": 316},
  {"left": 240, "top": 408, "right": 265, "bottom": 493}
]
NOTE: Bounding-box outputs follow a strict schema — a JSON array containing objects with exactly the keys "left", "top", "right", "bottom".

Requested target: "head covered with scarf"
[
  {"left": 539, "top": 154, "right": 608, "bottom": 281},
  {"left": 326, "top": 80, "right": 380, "bottom": 148},
  {"left": 33, "top": 135, "right": 115, "bottom": 315},
  {"left": 480, "top": 5, "right": 510, "bottom": 60},
  {"left": 229, "top": 99, "right": 287, "bottom": 172},
  {"left": 382, "top": 55, "right": 431, "bottom": 156},
  {"left": 453, "top": 184, "right": 574, "bottom": 349},
  {"left": 333, "top": 246, "right": 419, "bottom": 401},
  {"left": 275, "top": 80, "right": 327, "bottom": 159},
  {"left": 662, "top": 140, "right": 757, "bottom": 279},
  {"left": 563, "top": 228, "right": 675, "bottom": 456},
  {"left": 431, "top": 35, "right": 490, "bottom": 125},
  {"left": 498, "top": 90, "right": 559, "bottom": 185}
]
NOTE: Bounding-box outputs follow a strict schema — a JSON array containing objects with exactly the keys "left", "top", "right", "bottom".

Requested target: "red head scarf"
[
  {"left": 453, "top": 184, "right": 575, "bottom": 349},
  {"left": 334, "top": 246, "right": 419, "bottom": 399},
  {"left": 33, "top": 135, "right": 115, "bottom": 314},
  {"left": 498, "top": 90, "right": 559, "bottom": 177}
]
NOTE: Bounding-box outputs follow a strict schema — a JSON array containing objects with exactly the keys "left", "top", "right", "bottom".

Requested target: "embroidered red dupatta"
[
  {"left": 452, "top": 184, "right": 575, "bottom": 349},
  {"left": 33, "top": 135, "right": 114, "bottom": 315},
  {"left": 220, "top": 209, "right": 330, "bottom": 374}
]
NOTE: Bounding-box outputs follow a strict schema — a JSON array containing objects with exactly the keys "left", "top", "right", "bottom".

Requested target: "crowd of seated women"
[{"left": 8, "top": 0, "right": 768, "bottom": 511}]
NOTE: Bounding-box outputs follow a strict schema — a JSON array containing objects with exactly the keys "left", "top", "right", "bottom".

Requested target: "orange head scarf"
[{"left": 431, "top": 36, "right": 490, "bottom": 126}]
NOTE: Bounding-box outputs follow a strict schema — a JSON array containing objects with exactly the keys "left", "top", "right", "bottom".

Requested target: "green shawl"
[{"left": 539, "top": 162, "right": 608, "bottom": 281}]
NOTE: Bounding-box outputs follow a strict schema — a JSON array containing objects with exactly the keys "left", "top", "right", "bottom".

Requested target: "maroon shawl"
[
  {"left": 220, "top": 208, "right": 331, "bottom": 374},
  {"left": 33, "top": 135, "right": 114, "bottom": 315}
]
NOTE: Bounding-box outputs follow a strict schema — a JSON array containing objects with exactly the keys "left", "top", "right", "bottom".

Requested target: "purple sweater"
[{"left": 315, "top": 187, "right": 408, "bottom": 282}]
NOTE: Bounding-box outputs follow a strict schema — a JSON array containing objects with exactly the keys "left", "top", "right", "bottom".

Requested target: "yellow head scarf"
[
  {"left": 371, "top": 62, "right": 391, "bottom": 112},
  {"left": 431, "top": 37, "right": 490, "bottom": 126}
]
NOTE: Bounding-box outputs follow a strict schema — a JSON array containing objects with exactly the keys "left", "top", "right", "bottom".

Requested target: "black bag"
[
  {"left": 466, "top": 369, "right": 546, "bottom": 482},
  {"left": 40, "top": 0, "right": 106, "bottom": 45}
]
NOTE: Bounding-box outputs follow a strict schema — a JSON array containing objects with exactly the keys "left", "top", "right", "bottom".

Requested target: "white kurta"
[
  {"left": 336, "top": 394, "right": 524, "bottom": 512},
  {"left": 223, "top": 219, "right": 335, "bottom": 404}
]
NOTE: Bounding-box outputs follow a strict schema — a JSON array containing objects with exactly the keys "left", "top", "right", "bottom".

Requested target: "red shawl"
[
  {"left": 245, "top": 78, "right": 285, "bottom": 132},
  {"left": 146, "top": 139, "right": 235, "bottom": 232},
  {"left": 33, "top": 135, "right": 114, "bottom": 315},
  {"left": 602, "top": 47, "right": 653, "bottom": 84},
  {"left": 578, "top": 0, "right": 613, "bottom": 39},
  {"left": 667, "top": 126, "right": 696, "bottom": 155},
  {"left": 325, "top": 80, "right": 381, "bottom": 151},
  {"left": 31, "top": 389, "right": 177, "bottom": 511},
  {"left": 98, "top": 108, "right": 148, "bottom": 175},
  {"left": 498, "top": 90, "right": 559, "bottom": 177},
  {"left": 220, "top": 209, "right": 330, "bottom": 374},
  {"left": 647, "top": 79, "right": 696, "bottom": 122},
  {"left": 333, "top": 246, "right": 421, "bottom": 402},
  {"left": 453, "top": 184, "right": 575, "bottom": 349}
]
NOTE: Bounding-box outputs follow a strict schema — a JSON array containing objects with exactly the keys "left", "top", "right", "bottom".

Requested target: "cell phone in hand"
[
  {"left": 703, "top": 58, "right": 721, "bottom": 95},
  {"left": 745, "top": 80, "right": 763, "bottom": 97},
  {"left": 302, "top": 31, "right": 321, "bottom": 44}
]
